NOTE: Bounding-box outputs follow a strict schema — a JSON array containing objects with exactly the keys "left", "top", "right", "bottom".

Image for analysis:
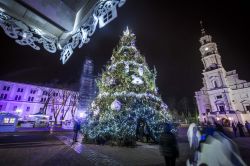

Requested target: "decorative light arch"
[{"left": 0, "top": 0, "right": 126, "bottom": 64}]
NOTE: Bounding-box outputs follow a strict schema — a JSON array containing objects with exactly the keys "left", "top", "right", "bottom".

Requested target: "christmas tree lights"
[{"left": 82, "top": 27, "right": 172, "bottom": 145}]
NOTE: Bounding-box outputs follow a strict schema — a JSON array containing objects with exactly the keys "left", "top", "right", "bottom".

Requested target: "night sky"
[{"left": 0, "top": 0, "right": 250, "bottom": 102}]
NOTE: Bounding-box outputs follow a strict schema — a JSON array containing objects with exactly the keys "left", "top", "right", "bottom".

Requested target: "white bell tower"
[
  {"left": 198, "top": 21, "right": 235, "bottom": 113},
  {"left": 199, "top": 21, "right": 223, "bottom": 72}
]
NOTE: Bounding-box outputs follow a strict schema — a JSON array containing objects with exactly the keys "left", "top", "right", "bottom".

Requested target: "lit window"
[
  {"left": 3, "top": 118, "right": 9, "bottom": 124},
  {"left": 9, "top": 118, "right": 15, "bottom": 123}
]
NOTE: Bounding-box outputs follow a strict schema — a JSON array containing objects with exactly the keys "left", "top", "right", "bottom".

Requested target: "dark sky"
[{"left": 0, "top": 0, "right": 250, "bottom": 102}]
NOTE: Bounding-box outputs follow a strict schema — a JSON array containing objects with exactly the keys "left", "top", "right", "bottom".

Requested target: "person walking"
[
  {"left": 73, "top": 120, "right": 81, "bottom": 142},
  {"left": 245, "top": 121, "right": 250, "bottom": 136},
  {"left": 159, "top": 123, "right": 179, "bottom": 166},
  {"left": 144, "top": 124, "right": 150, "bottom": 143},
  {"left": 139, "top": 122, "right": 144, "bottom": 142},
  {"left": 237, "top": 122, "right": 245, "bottom": 137},
  {"left": 232, "top": 121, "right": 237, "bottom": 137},
  {"left": 187, "top": 123, "right": 247, "bottom": 166}
]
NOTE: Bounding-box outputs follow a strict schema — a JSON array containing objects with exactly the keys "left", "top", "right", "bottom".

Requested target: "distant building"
[
  {"left": 77, "top": 57, "right": 97, "bottom": 117},
  {"left": 0, "top": 80, "right": 76, "bottom": 123},
  {"left": 0, "top": 58, "right": 98, "bottom": 123},
  {"left": 195, "top": 23, "right": 250, "bottom": 124}
]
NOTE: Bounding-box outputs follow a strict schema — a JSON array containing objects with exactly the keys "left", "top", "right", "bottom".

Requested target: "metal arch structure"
[{"left": 0, "top": 0, "right": 126, "bottom": 64}]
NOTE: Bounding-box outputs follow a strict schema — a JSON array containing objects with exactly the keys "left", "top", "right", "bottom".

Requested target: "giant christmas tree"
[{"left": 83, "top": 28, "right": 172, "bottom": 145}]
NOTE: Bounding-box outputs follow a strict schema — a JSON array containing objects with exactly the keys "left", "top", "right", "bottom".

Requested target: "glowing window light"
[
  {"left": 9, "top": 118, "right": 15, "bottom": 124},
  {"left": 16, "top": 109, "right": 23, "bottom": 114},
  {"left": 3, "top": 118, "right": 9, "bottom": 124}
]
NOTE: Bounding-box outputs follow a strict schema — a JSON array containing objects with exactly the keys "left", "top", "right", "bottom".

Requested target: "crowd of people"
[
  {"left": 232, "top": 121, "right": 250, "bottom": 137},
  {"left": 159, "top": 117, "right": 248, "bottom": 166}
]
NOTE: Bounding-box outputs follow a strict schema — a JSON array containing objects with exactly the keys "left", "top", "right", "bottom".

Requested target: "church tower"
[
  {"left": 199, "top": 22, "right": 223, "bottom": 72},
  {"left": 196, "top": 22, "right": 250, "bottom": 123},
  {"left": 196, "top": 22, "right": 235, "bottom": 117}
]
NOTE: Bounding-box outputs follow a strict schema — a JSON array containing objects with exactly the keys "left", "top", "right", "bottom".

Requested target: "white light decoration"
[
  {"left": 57, "top": 43, "right": 62, "bottom": 50},
  {"left": 79, "top": 112, "right": 87, "bottom": 118},
  {"left": 111, "top": 99, "right": 122, "bottom": 111},
  {"left": 108, "top": 60, "right": 150, "bottom": 73},
  {"left": 131, "top": 75, "right": 144, "bottom": 85},
  {"left": 125, "top": 62, "right": 129, "bottom": 73},
  {"left": 93, "top": 108, "right": 100, "bottom": 116},
  {"left": 98, "top": 91, "right": 163, "bottom": 102},
  {"left": 0, "top": 0, "right": 126, "bottom": 64},
  {"left": 205, "top": 47, "right": 209, "bottom": 51},
  {"left": 123, "top": 26, "right": 130, "bottom": 36},
  {"left": 22, "top": 32, "right": 27, "bottom": 38},
  {"left": 138, "top": 67, "right": 144, "bottom": 76}
]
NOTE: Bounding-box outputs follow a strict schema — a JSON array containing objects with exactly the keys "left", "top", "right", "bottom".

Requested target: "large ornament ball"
[{"left": 111, "top": 99, "right": 122, "bottom": 111}]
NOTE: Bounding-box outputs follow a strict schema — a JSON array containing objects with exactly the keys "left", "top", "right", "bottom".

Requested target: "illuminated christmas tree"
[{"left": 83, "top": 27, "right": 172, "bottom": 145}]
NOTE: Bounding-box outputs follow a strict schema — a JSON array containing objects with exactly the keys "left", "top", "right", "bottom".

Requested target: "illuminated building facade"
[
  {"left": 0, "top": 80, "right": 75, "bottom": 122},
  {"left": 195, "top": 23, "right": 250, "bottom": 123}
]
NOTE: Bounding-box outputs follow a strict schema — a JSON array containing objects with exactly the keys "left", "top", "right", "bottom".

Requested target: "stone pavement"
[
  {"left": 0, "top": 128, "right": 249, "bottom": 166},
  {"left": 0, "top": 131, "right": 189, "bottom": 166},
  {"left": 57, "top": 135, "right": 189, "bottom": 166}
]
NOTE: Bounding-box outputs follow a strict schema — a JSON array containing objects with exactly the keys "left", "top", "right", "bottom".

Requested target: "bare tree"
[
  {"left": 39, "top": 88, "right": 54, "bottom": 115},
  {"left": 51, "top": 89, "right": 71, "bottom": 124},
  {"left": 61, "top": 91, "right": 78, "bottom": 120},
  {"left": 69, "top": 91, "right": 79, "bottom": 119}
]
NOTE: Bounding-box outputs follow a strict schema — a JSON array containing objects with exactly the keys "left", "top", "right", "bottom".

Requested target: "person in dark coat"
[
  {"left": 245, "top": 121, "right": 250, "bottom": 136},
  {"left": 214, "top": 121, "right": 225, "bottom": 134},
  {"left": 73, "top": 120, "right": 81, "bottom": 142},
  {"left": 232, "top": 122, "right": 237, "bottom": 137},
  {"left": 237, "top": 122, "right": 245, "bottom": 137},
  {"left": 144, "top": 125, "right": 150, "bottom": 143},
  {"left": 159, "top": 123, "right": 179, "bottom": 166}
]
